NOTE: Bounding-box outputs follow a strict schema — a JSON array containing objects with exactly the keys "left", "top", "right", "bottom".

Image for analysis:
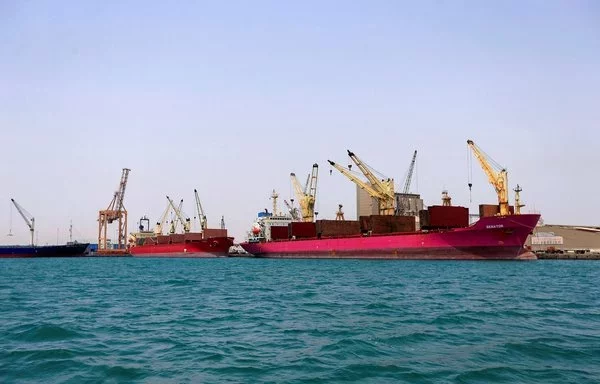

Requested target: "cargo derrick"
[
  {"left": 166, "top": 196, "right": 191, "bottom": 233},
  {"left": 194, "top": 189, "right": 208, "bottom": 230},
  {"left": 290, "top": 164, "right": 319, "bottom": 222},
  {"left": 397, "top": 150, "right": 417, "bottom": 215},
  {"left": 328, "top": 150, "right": 395, "bottom": 215},
  {"left": 467, "top": 140, "right": 510, "bottom": 216},
  {"left": 98, "top": 168, "right": 130, "bottom": 254},
  {"left": 11, "top": 199, "right": 35, "bottom": 246}
]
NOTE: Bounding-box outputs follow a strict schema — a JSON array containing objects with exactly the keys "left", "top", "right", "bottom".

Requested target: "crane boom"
[
  {"left": 166, "top": 196, "right": 191, "bottom": 232},
  {"left": 194, "top": 189, "right": 207, "bottom": 230},
  {"left": 290, "top": 164, "right": 319, "bottom": 222},
  {"left": 284, "top": 199, "right": 300, "bottom": 220},
  {"left": 327, "top": 160, "right": 386, "bottom": 199},
  {"left": 154, "top": 201, "right": 172, "bottom": 235},
  {"left": 347, "top": 150, "right": 394, "bottom": 198},
  {"left": 11, "top": 198, "right": 35, "bottom": 246},
  {"left": 403, "top": 150, "right": 417, "bottom": 194},
  {"left": 467, "top": 139, "right": 510, "bottom": 216}
]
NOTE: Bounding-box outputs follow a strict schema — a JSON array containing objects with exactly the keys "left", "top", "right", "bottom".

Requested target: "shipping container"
[
  {"left": 289, "top": 222, "right": 317, "bottom": 238},
  {"left": 479, "top": 204, "right": 515, "bottom": 217},
  {"left": 184, "top": 233, "right": 204, "bottom": 242},
  {"left": 427, "top": 206, "right": 469, "bottom": 228},
  {"left": 270, "top": 225, "right": 289, "bottom": 240},
  {"left": 203, "top": 228, "right": 228, "bottom": 239},
  {"left": 316, "top": 220, "right": 361, "bottom": 237}
]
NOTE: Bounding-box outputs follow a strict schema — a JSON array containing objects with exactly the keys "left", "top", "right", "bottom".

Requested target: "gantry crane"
[
  {"left": 167, "top": 195, "right": 191, "bottom": 233},
  {"left": 290, "top": 163, "right": 319, "bottom": 222},
  {"left": 467, "top": 140, "right": 510, "bottom": 216},
  {"left": 98, "top": 168, "right": 130, "bottom": 252},
  {"left": 328, "top": 150, "right": 395, "bottom": 215},
  {"left": 11, "top": 198, "right": 35, "bottom": 246},
  {"left": 194, "top": 189, "right": 208, "bottom": 231},
  {"left": 397, "top": 150, "right": 417, "bottom": 215}
]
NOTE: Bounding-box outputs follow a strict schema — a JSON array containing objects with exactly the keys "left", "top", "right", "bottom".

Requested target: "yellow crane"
[
  {"left": 290, "top": 164, "right": 319, "bottom": 222},
  {"left": 467, "top": 139, "right": 510, "bottom": 216},
  {"left": 328, "top": 150, "right": 395, "bottom": 215},
  {"left": 194, "top": 189, "right": 208, "bottom": 231},
  {"left": 98, "top": 168, "right": 130, "bottom": 253},
  {"left": 166, "top": 195, "right": 191, "bottom": 233}
]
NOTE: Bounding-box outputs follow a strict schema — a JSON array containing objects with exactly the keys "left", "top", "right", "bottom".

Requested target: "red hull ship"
[
  {"left": 240, "top": 214, "right": 540, "bottom": 260},
  {"left": 129, "top": 234, "right": 233, "bottom": 257}
]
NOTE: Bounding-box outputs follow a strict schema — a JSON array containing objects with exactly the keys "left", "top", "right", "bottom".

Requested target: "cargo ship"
[
  {"left": 0, "top": 242, "right": 90, "bottom": 258},
  {"left": 127, "top": 195, "right": 234, "bottom": 257},
  {"left": 239, "top": 209, "right": 540, "bottom": 260},
  {"left": 240, "top": 141, "right": 541, "bottom": 259},
  {"left": 128, "top": 231, "right": 234, "bottom": 257}
]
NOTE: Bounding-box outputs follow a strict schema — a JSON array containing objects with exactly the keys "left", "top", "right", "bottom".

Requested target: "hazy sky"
[{"left": 1, "top": 1, "right": 599, "bottom": 245}]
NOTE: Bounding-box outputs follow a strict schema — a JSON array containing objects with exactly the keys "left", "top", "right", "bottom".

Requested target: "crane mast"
[
  {"left": 290, "top": 163, "right": 319, "bottom": 222},
  {"left": 98, "top": 168, "right": 130, "bottom": 253},
  {"left": 398, "top": 150, "right": 417, "bottom": 215},
  {"left": 467, "top": 140, "right": 510, "bottom": 216},
  {"left": 329, "top": 150, "right": 395, "bottom": 215},
  {"left": 11, "top": 198, "right": 35, "bottom": 246},
  {"left": 154, "top": 201, "right": 172, "bottom": 235},
  {"left": 194, "top": 189, "right": 207, "bottom": 230},
  {"left": 167, "top": 196, "right": 191, "bottom": 233},
  {"left": 284, "top": 199, "right": 300, "bottom": 221}
]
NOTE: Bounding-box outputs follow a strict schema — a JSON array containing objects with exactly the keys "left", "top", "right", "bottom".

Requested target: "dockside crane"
[
  {"left": 194, "top": 189, "right": 208, "bottom": 231},
  {"left": 98, "top": 168, "right": 130, "bottom": 252},
  {"left": 397, "top": 150, "right": 417, "bottom": 215},
  {"left": 467, "top": 140, "right": 510, "bottom": 216},
  {"left": 11, "top": 198, "right": 35, "bottom": 246},
  {"left": 290, "top": 163, "right": 319, "bottom": 222},
  {"left": 167, "top": 196, "right": 191, "bottom": 233},
  {"left": 328, "top": 150, "right": 396, "bottom": 215}
]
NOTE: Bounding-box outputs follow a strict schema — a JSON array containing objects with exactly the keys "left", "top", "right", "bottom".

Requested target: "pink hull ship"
[{"left": 240, "top": 214, "right": 540, "bottom": 260}]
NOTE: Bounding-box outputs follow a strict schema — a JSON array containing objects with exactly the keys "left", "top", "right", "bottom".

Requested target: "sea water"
[{"left": 1, "top": 258, "right": 599, "bottom": 383}]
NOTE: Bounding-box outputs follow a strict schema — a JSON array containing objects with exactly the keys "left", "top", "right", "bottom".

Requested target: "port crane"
[
  {"left": 98, "top": 168, "right": 130, "bottom": 252},
  {"left": 167, "top": 196, "right": 191, "bottom": 233},
  {"left": 10, "top": 198, "right": 35, "bottom": 246},
  {"left": 290, "top": 163, "right": 319, "bottom": 222},
  {"left": 194, "top": 189, "right": 208, "bottom": 231},
  {"left": 154, "top": 201, "right": 172, "bottom": 235},
  {"left": 284, "top": 199, "right": 301, "bottom": 221},
  {"left": 397, "top": 150, "right": 417, "bottom": 215},
  {"left": 467, "top": 140, "right": 510, "bottom": 216},
  {"left": 328, "top": 150, "right": 395, "bottom": 215}
]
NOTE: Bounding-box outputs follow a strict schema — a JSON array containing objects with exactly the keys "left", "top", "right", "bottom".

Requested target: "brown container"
[
  {"left": 316, "top": 220, "right": 361, "bottom": 237},
  {"left": 203, "top": 228, "right": 228, "bottom": 238},
  {"left": 389, "top": 216, "right": 416, "bottom": 233},
  {"left": 270, "top": 225, "right": 289, "bottom": 240},
  {"left": 428, "top": 206, "right": 469, "bottom": 228},
  {"left": 169, "top": 234, "right": 185, "bottom": 243},
  {"left": 156, "top": 235, "right": 170, "bottom": 244},
  {"left": 184, "top": 233, "right": 204, "bottom": 242},
  {"left": 479, "top": 204, "right": 499, "bottom": 217},
  {"left": 478, "top": 204, "right": 515, "bottom": 217},
  {"left": 289, "top": 222, "right": 317, "bottom": 238}
]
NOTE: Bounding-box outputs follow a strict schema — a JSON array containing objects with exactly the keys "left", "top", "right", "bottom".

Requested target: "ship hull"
[
  {"left": 129, "top": 237, "right": 234, "bottom": 257},
  {"left": 0, "top": 243, "right": 90, "bottom": 258},
  {"left": 240, "top": 214, "right": 540, "bottom": 260}
]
